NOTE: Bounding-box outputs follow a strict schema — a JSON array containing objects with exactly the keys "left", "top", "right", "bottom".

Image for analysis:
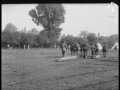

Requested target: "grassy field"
[{"left": 2, "top": 48, "right": 119, "bottom": 90}]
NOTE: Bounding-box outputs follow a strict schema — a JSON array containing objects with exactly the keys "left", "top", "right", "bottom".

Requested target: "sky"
[{"left": 2, "top": 3, "right": 119, "bottom": 37}]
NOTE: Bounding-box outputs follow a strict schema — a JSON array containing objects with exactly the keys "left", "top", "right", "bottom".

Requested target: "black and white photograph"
[{"left": 2, "top": 3, "right": 119, "bottom": 90}]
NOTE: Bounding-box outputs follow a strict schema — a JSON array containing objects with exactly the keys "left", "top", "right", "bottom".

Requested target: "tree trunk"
[
  {"left": 28, "top": 45, "right": 30, "bottom": 49},
  {"left": 42, "top": 43, "right": 43, "bottom": 48},
  {"left": 19, "top": 44, "right": 20, "bottom": 49},
  {"left": 24, "top": 45, "right": 25, "bottom": 49}
]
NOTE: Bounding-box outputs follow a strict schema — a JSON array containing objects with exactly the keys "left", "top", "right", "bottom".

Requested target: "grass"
[{"left": 2, "top": 48, "right": 119, "bottom": 90}]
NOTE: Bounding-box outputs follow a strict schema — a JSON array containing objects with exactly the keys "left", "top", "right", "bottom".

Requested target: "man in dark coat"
[{"left": 102, "top": 44, "right": 107, "bottom": 57}]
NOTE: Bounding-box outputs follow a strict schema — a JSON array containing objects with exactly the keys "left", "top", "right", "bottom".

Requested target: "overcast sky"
[{"left": 2, "top": 3, "right": 118, "bottom": 36}]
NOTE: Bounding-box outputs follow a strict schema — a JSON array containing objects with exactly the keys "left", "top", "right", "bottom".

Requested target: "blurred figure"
[
  {"left": 91, "top": 43, "right": 96, "bottom": 58},
  {"left": 70, "top": 43, "right": 79, "bottom": 55},
  {"left": 102, "top": 44, "right": 107, "bottom": 57},
  {"left": 95, "top": 43, "right": 99, "bottom": 54},
  {"left": 70, "top": 44, "right": 75, "bottom": 55},
  {"left": 60, "top": 42, "right": 67, "bottom": 57},
  {"left": 80, "top": 43, "right": 89, "bottom": 58},
  {"left": 75, "top": 43, "right": 80, "bottom": 54}
]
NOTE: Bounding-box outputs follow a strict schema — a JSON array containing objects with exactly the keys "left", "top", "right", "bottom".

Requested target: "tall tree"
[
  {"left": 37, "top": 30, "right": 50, "bottom": 48},
  {"left": 62, "top": 35, "right": 77, "bottom": 45},
  {"left": 87, "top": 33, "right": 98, "bottom": 44},
  {"left": 4, "top": 23, "right": 17, "bottom": 32},
  {"left": 29, "top": 4, "right": 65, "bottom": 46},
  {"left": 99, "top": 36, "right": 108, "bottom": 44},
  {"left": 11, "top": 31, "right": 21, "bottom": 48},
  {"left": 75, "top": 37, "right": 87, "bottom": 45},
  {"left": 107, "top": 34, "right": 118, "bottom": 48},
  {"left": 2, "top": 31, "right": 12, "bottom": 47}
]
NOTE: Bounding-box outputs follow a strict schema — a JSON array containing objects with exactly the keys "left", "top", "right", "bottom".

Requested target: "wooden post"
[
  {"left": 7, "top": 44, "right": 10, "bottom": 48},
  {"left": 28, "top": 45, "right": 30, "bottom": 49}
]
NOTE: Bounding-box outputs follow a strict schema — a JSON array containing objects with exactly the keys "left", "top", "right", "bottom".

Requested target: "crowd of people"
[{"left": 60, "top": 42, "right": 108, "bottom": 58}]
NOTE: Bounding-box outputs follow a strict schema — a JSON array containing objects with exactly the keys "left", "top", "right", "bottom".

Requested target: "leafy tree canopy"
[
  {"left": 87, "top": 33, "right": 98, "bottom": 44},
  {"left": 29, "top": 4, "right": 65, "bottom": 30},
  {"left": 4, "top": 23, "right": 17, "bottom": 32}
]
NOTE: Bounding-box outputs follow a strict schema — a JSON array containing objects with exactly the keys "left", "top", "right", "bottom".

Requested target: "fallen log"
[
  {"left": 95, "top": 55, "right": 101, "bottom": 58},
  {"left": 58, "top": 55, "right": 77, "bottom": 61}
]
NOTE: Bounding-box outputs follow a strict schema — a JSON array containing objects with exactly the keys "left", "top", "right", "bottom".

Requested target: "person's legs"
[
  {"left": 73, "top": 50, "right": 75, "bottom": 55},
  {"left": 91, "top": 50, "right": 93, "bottom": 58},
  {"left": 86, "top": 50, "right": 88, "bottom": 58},
  {"left": 70, "top": 48, "right": 72, "bottom": 56},
  {"left": 103, "top": 50, "right": 105, "bottom": 57},
  {"left": 75, "top": 47, "right": 78, "bottom": 54},
  {"left": 80, "top": 50, "right": 82, "bottom": 57},
  {"left": 62, "top": 50, "right": 65, "bottom": 57},
  {"left": 104, "top": 50, "right": 106, "bottom": 57},
  {"left": 70, "top": 49, "right": 72, "bottom": 56},
  {"left": 83, "top": 50, "right": 85, "bottom": 58},
  {"left": 64, "top": 51, "right": 66, "bottom": 57},
  {"left": 91, "top": 49, "right": 95, "bottom": 58}
]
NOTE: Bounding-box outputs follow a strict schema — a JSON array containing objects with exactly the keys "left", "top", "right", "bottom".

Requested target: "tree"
[
  {"left": 75, "top": 37, "right": 87, "bottom": 45},
  {"left": 99, "top": 36, "right": 108, "bottom": 44},
  {"left": 20, "top": 32, "right": 28, "bottom": 46},
  {"left": 107, "top": 34, "right": 118, "bottom": 48},
  {"left": 47, "top": 27, "right": 62, "bottom": 46},
  {"left": 29, "top": 28, "right": 39, "bottom": 35},
  {"left": 29, "top": 4, "right": 65, "bottom": 47},
  {"left": 21, "top": 27, "right": 28, "bottom": 33},
  {"left": 60, "top": 34, "right": 88, "bottom": 46},
  {"left": 87, "top": 33, "right": 98, "bottom": 45},
  {"left": 2, "top": 31, "right": 12, "bottom": 48},
  {"left": 26, "top": 33, "right": 35, "bottom": 46},
  {"left": 37, "top": 30, "right": 50, "bottom": 48},
  {"left": 63, "top": 35, "right": 77, "bottom": 45},
  {"left": 2, "top": 23, "right": 20, "bottom": 48},
  {"left": 11, "top": 31, "right": 21, "bottom": 48},
  {"left": 33, "top": 35, "right": 39, "bottom": 47},
  {"left": 4, "top": 23, "right": 17, "bottom": 32},
  {"left": 20, "top": 32, "right": 35, "bottom": 48}
]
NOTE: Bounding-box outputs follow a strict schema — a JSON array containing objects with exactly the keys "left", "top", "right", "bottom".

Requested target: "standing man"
[
  {"left": 91, "top": 43, "right": 96, "bottom": 58},
  {"left": 95, "top": 43, "right": 99, "bottom": 54},
  {"left": 74, "top": 43, "right": 79, "bottom": 54},
  {"left": 102, "top": 44, "right": 107, "bottom": 57},
  {"left": 60, "top": 42, "right": 67, "bottom": 57}
]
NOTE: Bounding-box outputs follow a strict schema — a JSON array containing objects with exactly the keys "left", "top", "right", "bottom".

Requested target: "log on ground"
[{"left": 58, "top": 56, "right": 77, "bottom": 61}]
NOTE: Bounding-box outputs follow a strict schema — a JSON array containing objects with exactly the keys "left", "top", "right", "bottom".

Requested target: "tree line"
[
  {"left": 2, "top": 23, "right": 60, "bottom": 49},
  {"left": 2, "top": 23, "right": 118, "bottom": 49},
  {"left": 60, "top": 31, "right": 118, "bottom": 49}
]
